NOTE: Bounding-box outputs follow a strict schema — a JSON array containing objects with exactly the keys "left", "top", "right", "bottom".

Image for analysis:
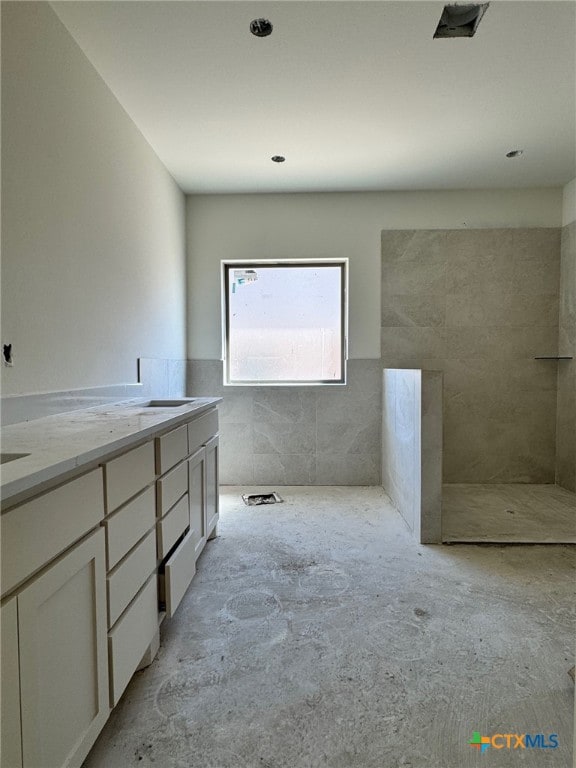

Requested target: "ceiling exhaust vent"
[{"left": 434, "top": 3, "right": 489, "bottom": 38}]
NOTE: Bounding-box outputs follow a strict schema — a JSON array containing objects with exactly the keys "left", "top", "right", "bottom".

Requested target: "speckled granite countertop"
[{"left": 1, "top": 398, "right": 222, "bottom": 508}]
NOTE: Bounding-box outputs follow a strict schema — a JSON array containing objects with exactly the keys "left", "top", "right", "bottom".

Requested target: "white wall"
[
  {"left": 1, "top": 3, "right": 186, "bottom": 395},
  {"left": 187, "top": 189, "right": 562, "bottom": 359},
  {"left": 562, "top": 178, "right": 576, "bottom": 225}
]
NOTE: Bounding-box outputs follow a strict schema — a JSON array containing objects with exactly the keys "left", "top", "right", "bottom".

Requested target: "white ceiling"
[{"left": 51, "top": 1, "right": 576, "bottom": 194}]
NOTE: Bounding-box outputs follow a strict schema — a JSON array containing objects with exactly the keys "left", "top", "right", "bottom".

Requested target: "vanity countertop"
[{"left": 1, "top": 398, "right": 222, "bottom": 508}]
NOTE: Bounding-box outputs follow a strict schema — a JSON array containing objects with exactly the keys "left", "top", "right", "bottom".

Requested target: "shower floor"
[{"left": 442, "top": 483, "right": 576, "bottom": 543}]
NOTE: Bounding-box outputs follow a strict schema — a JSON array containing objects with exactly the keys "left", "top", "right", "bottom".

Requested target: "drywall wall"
[
  {"left": 186, "top": 189, "right": 562, "bottom": 360},
  {"left": 1, "top": 3, "right": 186, "bottom": 395}
]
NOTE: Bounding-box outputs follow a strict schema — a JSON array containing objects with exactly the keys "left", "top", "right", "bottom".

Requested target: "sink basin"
[
  {"left": 144, "top": 399, "right": 197, "bottom": 407},
  {"left": 0, "top": 452, "right": 31, "bottom": 465}
]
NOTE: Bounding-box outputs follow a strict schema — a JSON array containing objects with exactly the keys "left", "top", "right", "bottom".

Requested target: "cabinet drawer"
[
  {"left": 107, "top": 530, "right": 156, "bottom": 628},
  {"left": 105, "top": 486, "right": 156, "bottom": 570},
  {"left": 188, "top": 447, "right": 207, "bottom": 560},
  {"left": 156, "top": 460, "right": 187, "bottom": 518},
  {"left": 104, "top": 442, "right": 155, "bottom": 513},
  {"left": 157, "top": 494, "right": 189, "bottom": 559},
  {"left": 1, "top": 469, "right": 104, "bottom": 597},
  {"left": 108, "top": 576, "right": 158, "bottom": 707},
  {"left": 188, "top": 409, "right": 218, "bottom": 454},
  {"left": 155, "top": 424, "right": 188, "bottom": 475},
  {"left": 163, "top": 530, "right": 196, "bottom": 619}
]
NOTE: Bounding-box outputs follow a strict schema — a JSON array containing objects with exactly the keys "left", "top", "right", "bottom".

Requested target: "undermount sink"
[
  {"left": 144, "top": 399, "right": 197, "bottom": 407},
  {"left": 0, "top": 452, "right": 31, "bottom": 465}
]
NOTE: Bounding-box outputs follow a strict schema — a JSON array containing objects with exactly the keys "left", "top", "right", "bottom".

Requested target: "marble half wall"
[
  {"left": 186, "top": 359, "right": 381, "bottom": 485},
  {"left": 381, "top": 229, "right": 561, "bottom": 483},
  {"left": 556, "top": 220, "right": 576, "bottom": 491},
  {"left": 382, "top": 369, "right": 443, "bottom": 544}
]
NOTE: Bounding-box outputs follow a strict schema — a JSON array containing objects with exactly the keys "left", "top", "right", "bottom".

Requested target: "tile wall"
[
  {"left": 556, "top": 221, "right": 576, "bottom": 491},
  {"left": 381, "top": 369, "right": 443, "bottom": 543},
  {"left": 381, "top": 229, "right": 561, "bottom": 483},
  {"left": 187, "top": 359, "right": 381, "bottom": 485},
  {"left": 138, "top": 357, "right": 187, "bottom": 400},
  {"left": 186, "top": 228, "right": 565, "bottom": 487}
]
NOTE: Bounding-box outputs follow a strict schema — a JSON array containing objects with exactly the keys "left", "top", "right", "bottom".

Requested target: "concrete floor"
[
  {"left": 442, "top": 483, "right": 576, "bottom": 543},
  {"left": 84, "top": 487, "right": 575, "bottom": 768}
]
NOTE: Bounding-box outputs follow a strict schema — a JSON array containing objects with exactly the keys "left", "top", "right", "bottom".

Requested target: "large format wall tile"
[
  {"left": 559, "top": 222, "right": 575, "bottom": 332},
  {"left": 187, "top": 359, "right": 381, "bottom": 485},
  {"left": 381, "top": 294, "right": 446, "bottom": 328},
  {"left": 317, "top": 422, "right": 381, "bottom": 455},
  {"left": 381, "top": 326, "right": 446, "bottom": 360},
  {"left": 186, "top": 359, "right": 226, "bottom": 396},
  {"left": 556, "top": 221, "right": 576, "bottom": 491},
  {"left": 253, "top": 422, "right": 316, "bottom": 455},
  {"left": 384, "top": 258, "right": 447, "bottom": 296},
  {"left": 381, "top": 369, "right": 442, "bottom": 542},
  {"left": 315, "top": 388, "right": 380, "bottom": 425},
  {"left": 445, "top": 294, "right": 559, "bottom": 328},
  {"left": 253, "top": 389, "right": 317, "bottom": 424},
  {"left": 252, "top": 454, "right": 317, "bottom": 485},
  {"left": 382, "top": 228, "right": 561, "bottom": 484},
  {"left": 316, "top": 454, "right": 380, "bottom": 485},
  {"left": 189, "top": 227, "right": 565, "bottom": 488},
  {"left": 219, "top": 422, "right": 254, "bottom": 484}
]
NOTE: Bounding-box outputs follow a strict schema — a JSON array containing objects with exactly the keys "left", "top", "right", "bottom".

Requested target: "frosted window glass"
[{"left": 223, "top": 262, "right": 346, "bottom": 385}]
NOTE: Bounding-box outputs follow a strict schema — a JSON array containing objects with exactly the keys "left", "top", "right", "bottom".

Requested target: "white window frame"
[{"left": 221, "top": 259, "right": 348, "bottom": 386}]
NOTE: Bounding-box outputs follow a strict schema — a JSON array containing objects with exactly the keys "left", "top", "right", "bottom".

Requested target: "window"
[{"left": 222, "top": 260, "right": 348, "bottom": 386}]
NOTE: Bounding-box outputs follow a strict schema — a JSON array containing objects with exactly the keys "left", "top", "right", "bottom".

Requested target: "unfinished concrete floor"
[
  {"left": 443, "top": 483, "right": 576, "bottom": 543},
  {"left": 83, "top": 487, "right": 575, "bottom": 768}
]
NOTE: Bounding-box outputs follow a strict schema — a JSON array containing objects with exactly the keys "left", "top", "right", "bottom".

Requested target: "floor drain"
[{"left": 242, "top": 492, "right": 283, "bottom": 506}]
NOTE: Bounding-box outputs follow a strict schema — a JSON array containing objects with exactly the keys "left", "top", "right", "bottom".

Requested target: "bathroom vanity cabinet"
[
  {"left": 0, "top": 399, "right": 220, "bottom": 768},
  {"left": 1, "top": 472, "right": 109, "bottom": 768},
  {"left": 103, "top": 441, "right": 157, "bottom": 708}
]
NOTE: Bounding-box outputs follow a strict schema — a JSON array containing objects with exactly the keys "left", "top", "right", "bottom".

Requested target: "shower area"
[{"left": 381, "top": 225, "right": 575, "bottom": 544}]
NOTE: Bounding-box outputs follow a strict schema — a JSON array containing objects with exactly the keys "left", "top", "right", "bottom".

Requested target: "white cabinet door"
[
  {"left": 188, "top": 447, "right": 206, "bottom": 559},
  {"left": 164, "top": 531, "right": 196, "bottom": 619},
  {"left": 18, "top": 529, "right": 109, "bottom": 768},
  {"left": 205, "top": 436, "right": 219, "bottom": 537},
  {"left": 1, "top": 597, "right": 22, "bottom": 768}
]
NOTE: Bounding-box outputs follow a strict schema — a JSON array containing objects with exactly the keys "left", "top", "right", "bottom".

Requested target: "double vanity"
[{"left": 0, "top": 397, "right": 221, "bottom": 768}]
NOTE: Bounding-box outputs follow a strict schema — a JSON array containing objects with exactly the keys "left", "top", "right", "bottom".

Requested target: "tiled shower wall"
[
  {"left": 186, "top": 228, "right": 563, "bottom": 486},
  {"left": 556, "top": 221, "right": 576, "bottom": 491},
  {"left": 186, "top": 359, "right": 381, "bottom": 485},
  {"left": 381, "top": 229, "right": 561, "bottom": 484}
]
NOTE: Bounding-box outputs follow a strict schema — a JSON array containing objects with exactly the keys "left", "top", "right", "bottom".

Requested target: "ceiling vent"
[{"left": 434, "top": 4, "right": 489, "bottom": 38}]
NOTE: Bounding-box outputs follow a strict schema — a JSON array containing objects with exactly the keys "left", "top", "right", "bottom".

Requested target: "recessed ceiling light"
[
  {"left": 271, "top": 155, "right": 285, "bottom": 163},
  {"left": 506, "top": 149, "right": 524, "bottom": 158},
  {"left": 250, "top": 19, "right": 273, "bottom": 37}
]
